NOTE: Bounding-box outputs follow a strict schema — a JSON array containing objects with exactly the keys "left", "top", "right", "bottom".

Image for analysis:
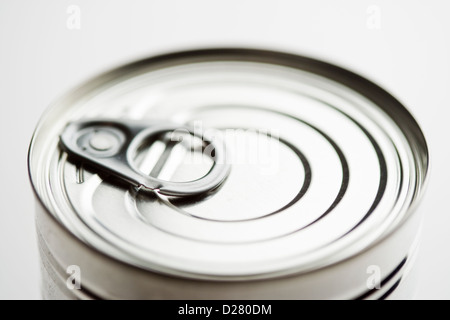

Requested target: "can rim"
[{"left": 28, "top": 47, "right": 430, "bottom": 280}]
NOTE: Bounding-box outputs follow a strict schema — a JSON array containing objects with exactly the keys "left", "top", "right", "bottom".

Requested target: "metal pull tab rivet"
[
  {"left": 60, "top": 119, "right": 230, "bottom": 197},
  {"left": 89, "top": 132, "right": 117, "bottom": 151}
]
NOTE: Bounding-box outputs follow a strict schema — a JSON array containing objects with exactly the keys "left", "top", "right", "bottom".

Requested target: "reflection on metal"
[{"left": 29, "top": 49, "right": 429, "bottom": 299}]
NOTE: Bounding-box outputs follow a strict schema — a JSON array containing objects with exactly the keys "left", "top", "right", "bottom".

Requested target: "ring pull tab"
[{"left": 60, "top": 119, "right": 230, "bottom": 197}]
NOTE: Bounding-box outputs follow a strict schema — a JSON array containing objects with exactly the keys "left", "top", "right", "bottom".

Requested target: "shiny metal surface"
[
  {"left": 34, "top": 197, "right": 422, "bottom": 299},
  {"left": 28, "top": 49, "right": 429, "bottom": 299},
  {"left": 60, "top": 119, "right": 230, "bottom": 196}
]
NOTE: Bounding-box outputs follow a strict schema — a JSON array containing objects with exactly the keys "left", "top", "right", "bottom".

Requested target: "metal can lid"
[{"left": 29, "top": 49, "right": 429, "bottom": 280}]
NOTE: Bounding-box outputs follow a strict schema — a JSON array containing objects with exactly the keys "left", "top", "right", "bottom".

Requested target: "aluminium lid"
[{"left": 28, "top": 49, "right": 429, "bottom": 280}]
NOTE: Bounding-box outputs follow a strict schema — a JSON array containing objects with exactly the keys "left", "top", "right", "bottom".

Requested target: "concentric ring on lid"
[{"left": 28, "top": 49, "right": 429, "bottom": 280}]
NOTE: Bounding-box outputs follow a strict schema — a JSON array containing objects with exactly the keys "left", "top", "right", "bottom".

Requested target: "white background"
[{"left": 0, "top": 0, "right": 449, "bottom": 299}]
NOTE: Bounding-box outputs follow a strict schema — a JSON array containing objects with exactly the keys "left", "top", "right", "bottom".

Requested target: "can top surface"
[{"left": 29, "top": 49, "right": 429, "bottom": 280}]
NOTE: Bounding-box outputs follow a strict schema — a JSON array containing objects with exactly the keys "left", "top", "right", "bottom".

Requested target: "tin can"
[{"left": 28, "top": 49, "right": 429, "bottom": 300}]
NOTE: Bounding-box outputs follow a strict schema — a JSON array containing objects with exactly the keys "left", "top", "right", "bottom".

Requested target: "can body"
[
  {"left": 36, "top": 198, "right": 423, "bottom": 300},
  {"left": 29, "top": 49, "right": 429, "bottom": 300}
]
